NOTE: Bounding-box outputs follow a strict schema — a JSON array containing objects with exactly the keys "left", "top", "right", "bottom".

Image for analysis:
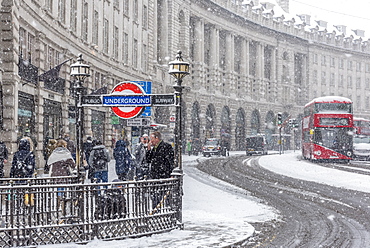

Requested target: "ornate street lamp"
[
  {"left": 168, "top": 51, "right": 190, "bottom": 225},
  {"left": 70, "top": 54, "right": 90, "bottom": 177},
  {"left": 169, "top": 51, "right": 189, "bottom": 171}
]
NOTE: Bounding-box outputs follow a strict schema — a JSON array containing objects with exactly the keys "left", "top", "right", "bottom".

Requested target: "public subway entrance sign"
[{"left": 81, "top": 81, "right": 176, "bottom": 119}]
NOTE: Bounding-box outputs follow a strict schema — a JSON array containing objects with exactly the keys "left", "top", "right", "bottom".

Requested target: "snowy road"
[{"left": 197, "top": 154, "right": 370, "bottom": 247}]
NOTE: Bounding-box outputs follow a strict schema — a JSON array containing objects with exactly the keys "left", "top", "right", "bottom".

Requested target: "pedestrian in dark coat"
[
  {"left": 47, "top": 139, "right": 76, "bottom": 178},
  {"left": 10, "top": 139, "right": 35, "bottom": 178},
  {"left": 0, "top": 141, "right": 8, "bottom": 178},
  {"left": 88, "top": 140, "right": 110, "bottom": 183},
  {"left": 44, "top": 138, "right": 57, "bottom": 173},
  {"left": 113, "top": 140, "right": 133, "bottom": 181},
  {"left": 146, "top": 131, "right": 174, "bottom": 179},
  {"left": 83, "top": 136, "right": 94, "bottom": 165}
]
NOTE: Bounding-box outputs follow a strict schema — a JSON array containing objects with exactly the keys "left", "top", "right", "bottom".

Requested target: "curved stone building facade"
[{"left": 0, "top": 0, "right": 369, "bottom": 172}]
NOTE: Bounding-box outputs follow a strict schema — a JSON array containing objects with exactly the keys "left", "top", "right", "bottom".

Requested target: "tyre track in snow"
[{"left": 196, "top": 155, "right": 370, "bottom": 247}]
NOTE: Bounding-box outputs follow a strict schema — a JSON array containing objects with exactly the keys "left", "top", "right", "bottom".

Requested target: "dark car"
[
  {"left": 202, "top": 138, "right": 221, "bottom": 157},
  {"left": 246, "top": 135, "right": 268, "bottom": 156}
]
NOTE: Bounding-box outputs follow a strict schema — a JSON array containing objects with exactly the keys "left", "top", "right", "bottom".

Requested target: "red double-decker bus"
[
  {"left": 354, "top": 117, "right": 370, "bottom": 136},
  {"left": 302, "top": 96, "right": 353, "bottom": 162}
]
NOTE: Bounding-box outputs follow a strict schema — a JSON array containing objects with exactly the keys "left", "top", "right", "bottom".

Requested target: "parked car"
[
  {"left": 202, "top": 138, "right": 221, "bottom": 157},
  {"left": 246, "top": 135, "right": 268, "bottom": 156},
  {"left": 353, "top": 135, "right": 370, "bottom": 161}
]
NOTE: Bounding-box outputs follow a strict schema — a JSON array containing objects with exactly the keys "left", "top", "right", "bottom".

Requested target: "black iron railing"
[{"left": 0, "top": 177, "right": 181, "bottom": 247}]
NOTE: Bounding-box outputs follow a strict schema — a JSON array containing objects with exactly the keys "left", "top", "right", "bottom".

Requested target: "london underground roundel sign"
[{"left": 111, "top": 82, "right": 146, "bottom": 119}]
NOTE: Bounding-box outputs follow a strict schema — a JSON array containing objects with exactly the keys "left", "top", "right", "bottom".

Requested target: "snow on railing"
[{"left": 0, "top": 177, "right": 181, "bottom": 247}]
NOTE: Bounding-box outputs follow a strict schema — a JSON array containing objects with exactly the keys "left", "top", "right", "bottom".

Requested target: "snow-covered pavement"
[
  {"left": 42, "top": 150, "right": 370, "bottom": 247},
  {"left": 41, "top": 152, "right": 278, "bottom": 248}
]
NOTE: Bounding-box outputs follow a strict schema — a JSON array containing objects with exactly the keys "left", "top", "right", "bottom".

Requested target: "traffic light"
[
  {"left": 277, "top": 113, "right": 282, "bottom": 125},
  {"left": 293, "top": 119, "right": 299, "bottom": 128},
  {"left": 289, "top": 118, "right": 299, "bottom": 128}
]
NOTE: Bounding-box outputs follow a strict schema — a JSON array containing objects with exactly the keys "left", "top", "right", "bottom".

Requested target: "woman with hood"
[
  {"left": 10, "top": 138, "right": 35, "bottom": 178},
  {"left": 47, "top": 139, "right": 76, "bottom": 178},
  {"left": 113, "top": 140, "right": 133, "bottom": 181}
]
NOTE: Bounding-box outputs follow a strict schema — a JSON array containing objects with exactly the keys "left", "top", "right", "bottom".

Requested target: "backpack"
[
  {"left": 93, "top": 148, "right": 107, "bottom": 170},
  {"left": 14, "top": 152, "right": 32, "bottom": 178}
]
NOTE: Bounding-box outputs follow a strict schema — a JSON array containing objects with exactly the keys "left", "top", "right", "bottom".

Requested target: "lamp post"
[
  {"left": 169, "top": 51, "right": 190, "bottom": 172},
  {"left": 169, "top": 51, "right": 190, "bottom": 225},
  {"left": 70, "top": 54, "right": 90, "bottom": 178}
]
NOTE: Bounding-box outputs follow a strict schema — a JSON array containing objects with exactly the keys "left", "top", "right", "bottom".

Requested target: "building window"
[
  {"left": 123, "top": 0, "right": 129, "bottom": 16},
  {"left": 249, "top": 41, "right": 257, "bottom": 77},
  {"left": 46, "top": 0, "right": 53, "bottom": 12},
  {"left": 113, "top": 26, "right": 119, "bottom": 59},
  {"left": 103, "top": 18, "right": 109, "bottom": 53},
  {"left": 330, "top": 73, "right": 335, "bottom": 86},
  {"left": 47, "top": 47, "right": 55, "bottom": 69},
  {"left": 366, "top": 78, "right": 370, "bottom": 89},
  {"left": 58, "top": 0, "right": 66, "bottom": 23},
  {"left": 70, "top": 0, "right": 77, "bottom": 32},
  {"left": 82, "top": 2, "right": 88, "bottom": 41},
  {"left": 356, "top": 62, "right": 362, "bottom": 72},
  {"left": 142, "top": 44, "right": 147, "bottom": 71},
  {"left": 101, "top": 74, "right": 106, "bottom": 87},
  {"left": 143, "top": 5, "right": 148, "bottom": 30},
  {"left": 366, "top": 63, "right": 370, "bottom": 73},
  {"left": 264, "top": 46, "right": 272, "bottom": 80},
  {"left": 93, "top": 11, "right": 99, "bottom": 45},
  {"left": 134, "top": 0, "right": 138, "bottom": 22},
  {"left": 356, "top": 77, "right": 361, "bottom": 88},
  {"left": 123, "top": 32, "right": 129, "bottom": 64},
  {"left": 94, "top": 71, "right": 101, "bottom": 90},
  {"left": 339, "top": 58, "right": 344, "bottom": 69},
  {"left": 339, "top": 74, "right": 344, "bottom": 87},
  {"left": 19, "top": 28, "right": 26, "bottom": 56},
  {"left": 347, "top": 76, "right": 352, "bottom": 87},
  {"left": 219, "top": 32, "right": 227, "bottom": 71},
  {"left": 25, "top": 32, "right": 36, "bottom": 63},
  {"left": 313, "top": 70, "right": 317, "bottom": 84},
  {"left": 357, "top": 96, "right": 361, "bottom": 109},
  {"left": 133, "top": 39, "right": 138, "bottom": 68},
  {"left": 330, "top": 57, "right": 335, "bottom": 67},
  {"left": 321, "top": 55, "right": 326, "bottom": 66},
  {"left": 347, "top": 60, "right": 352, "bottom": 70},
  {"left": 321, "top": 71, "right": 326, "bottom": 85},
  {"left": 366, "top": 96, "right": 370, "bottom": 109},
  {"left": 313, "top": 53, "right": 318, "bottom": 64}
]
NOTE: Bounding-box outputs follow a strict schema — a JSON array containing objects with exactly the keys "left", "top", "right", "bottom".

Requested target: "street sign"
[
  {"left": 111, "top": 82, "right": 146, "bottom": 119},
  {"left": 82, "top": 94, "right": 176, "bottom": 107},
  {"left": 81, "top": 95, "right": 102, "bottom": 106},
  {"left": 103, "top": 95, "right": 151, "bottom": 106},
  {"left": 152, "top": 94, "right": 175, "bottom": 106},
  {"left": 135, "top": 81, "right": 152, "bottom": 117},
  {"left": 127, "top": 118, "right": 151, "bottom": 126},
  {"left": 80, "top": 82, "right": 176, "bottom": 119},
  {"left": 169, "top": 115, "right": 176, "bottom": 122}
]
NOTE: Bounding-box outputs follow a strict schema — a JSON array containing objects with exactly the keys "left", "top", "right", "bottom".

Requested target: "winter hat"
[{"left": 142, "top": 134, "right": 148, "bottom": 137}]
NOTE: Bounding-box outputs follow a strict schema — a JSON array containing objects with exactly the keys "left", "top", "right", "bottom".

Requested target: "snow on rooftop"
[
  {"left": 260, "top": 0, "right": 298, "bottom": 22},
  {"left": 354, "top": 117, "right": 370, "bottom": 121},
  {"left": 305, "top": 96, "right": 352, "bottom": 107}
]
